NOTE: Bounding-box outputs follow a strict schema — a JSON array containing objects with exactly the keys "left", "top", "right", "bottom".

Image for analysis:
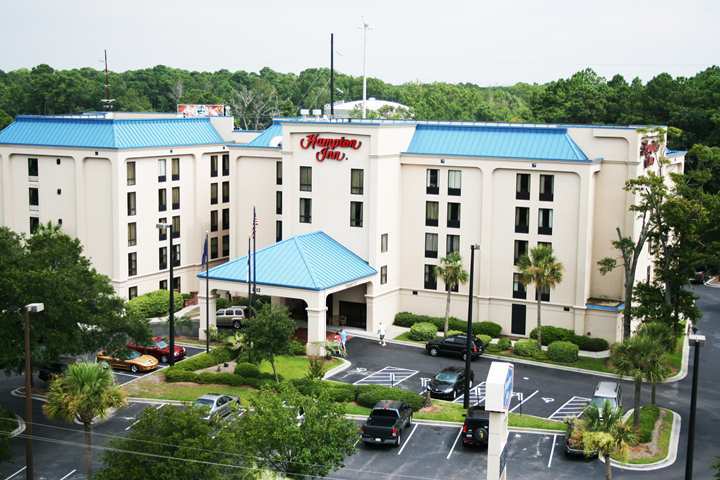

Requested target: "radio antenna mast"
[
  {"left": 360, "top": 18, "right": 371, "bottom": 119},
  {"left": 100, "top": 49, "right": 115, "bottom": 111}
]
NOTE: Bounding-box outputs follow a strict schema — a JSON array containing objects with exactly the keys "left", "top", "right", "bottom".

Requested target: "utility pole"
[
  {"left": 100, "top": 50, "right": 115, "bottom": 111},
  {"left": 360, "top": 19, "right": 369, "bottom": 119},
  {"left": 685, "top": 331, "right": 705, "bottom": 480},
  {"left": 330, "top": 33, "right": 335, "bottom": 117}
]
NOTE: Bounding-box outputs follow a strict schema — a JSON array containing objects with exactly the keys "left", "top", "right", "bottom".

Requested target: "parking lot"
[{"left": 110, "top": 343, "right": 205, "bottom": 386}]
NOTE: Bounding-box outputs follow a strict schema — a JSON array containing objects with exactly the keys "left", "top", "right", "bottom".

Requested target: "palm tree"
[
  {"left": 583, "top": 401, "right": 636, "bottom": 480},
  {"left": 517, "top": 244, "right": 564, "bottom": 347},
  {"left": 435, "top": 251, "right": 469, "bottom": 337},
  {"left": 610, "top": 335, "right": 655, "bottom": 428},
  {"left": 44, "top": 362, "right": 126, "bottom": 478},
  {"left": 638, "top": 322, "right": 674, "bottom": 405}
]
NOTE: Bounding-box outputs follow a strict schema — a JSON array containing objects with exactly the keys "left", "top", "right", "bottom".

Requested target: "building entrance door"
[
  {"left": 511, "top": 304, "right": 526, "bottom": 336},
  {"left": 339, "top": 301, "right": 367, "bottom": 329}
]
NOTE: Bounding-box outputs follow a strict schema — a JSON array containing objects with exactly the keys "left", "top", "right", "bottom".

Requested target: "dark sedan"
[
  {"left": 426, "top": 366, "right": 474, "bottom": 400},
  {"left": 426, "top": 334, "right": 483, "bottom": 361},
  {"left": 128, "top": 336, "right": 186, "bottom": 363}
]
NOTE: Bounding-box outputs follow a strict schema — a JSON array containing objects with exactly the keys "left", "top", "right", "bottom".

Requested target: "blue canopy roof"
[
  {"left": 0, "top": 115, "right": 225, "bottom": 149},
  {"left": 198, "top": 231, "right": 376, "bottom": 291},
  {"left": 405, "top": 124, "right": 589, "bottom": 161},
  {"left": 241, "top": 122, "right": 282, "bottom": 148}
]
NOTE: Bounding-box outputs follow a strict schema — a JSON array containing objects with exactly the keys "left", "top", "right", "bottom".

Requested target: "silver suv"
[
  {"left": 194, "top": 394, "right": 240, "bottom": 421},
  {"left": 216, "top": 306, "right": 248, "bottom": 329}
]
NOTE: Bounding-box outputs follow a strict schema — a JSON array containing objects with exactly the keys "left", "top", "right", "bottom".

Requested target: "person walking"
[
  {"left": 377, "top": 322, "right": 387, "bottom": 346},
  {"left": 339, "top": 328, "right": 348, "bottom": 355}
]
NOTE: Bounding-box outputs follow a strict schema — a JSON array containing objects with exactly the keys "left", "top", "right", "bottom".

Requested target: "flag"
[{"left": 201, "top": 236, "right": 208, "bottom": 267}]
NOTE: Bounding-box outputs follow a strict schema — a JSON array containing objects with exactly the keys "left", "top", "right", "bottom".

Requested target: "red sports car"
[{"left": 127, "top": 336, "right": 186, "bottom": 363}]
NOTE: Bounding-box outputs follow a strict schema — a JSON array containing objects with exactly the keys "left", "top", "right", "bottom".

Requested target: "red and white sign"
[
  {"left": 177, "top": 104, "right": 227, "bottom": 117},
  {"left": 299, "top": 134, "right": 362, "bottom": 162}
]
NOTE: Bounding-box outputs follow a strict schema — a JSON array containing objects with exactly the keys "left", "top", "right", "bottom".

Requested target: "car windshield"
[
  {"left": 127, "top": 350, "right": 141, "bottom": 359},
  {"left": 155, "top": 340, "right": 168, "bottom": 348},
  {"left": 591, "top": 397, "right": 617, "bottom": 409},
  {"left": 435, "top": 371, "right": 458, "bottom": 382},
  {"left": 194, "top": 398, "right": 215, "bottom": 407}
]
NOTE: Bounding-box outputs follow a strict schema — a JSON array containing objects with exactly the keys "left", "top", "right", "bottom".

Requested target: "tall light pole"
[
  {"left": 685, "top": 331, "right": 705, "bottom": 480},
  {"left": 360, "top": 18, "right": 369, "bottom": 119},
  {"left": 156, "top": 223, "right": 176, "bottom": 366},
  {"left": 24, "top": 302, "right": 44, "bottom": 480},
  {"left": 463, "top": 244, "right": 480, "bottom": 409}
]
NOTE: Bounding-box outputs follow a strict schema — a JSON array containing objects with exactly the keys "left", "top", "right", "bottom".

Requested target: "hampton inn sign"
[{"left": 299, "top": 134, "right": 362, "bottom": 161}]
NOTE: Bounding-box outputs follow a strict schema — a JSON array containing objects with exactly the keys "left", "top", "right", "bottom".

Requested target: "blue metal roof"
[
  {"left": 198, "top": 231, "right": 376, "bottom": 291},
  {"left": 240, "top": 122, "right": 282, "bottom": 148},
  {"left": 0, "top": 115, "right": 225, "bottom": 149},
  {"left": 405, "top": 124, "right": 589, "bottom": 161},
  {"left": 665, "top": 149, "right": 686, "bottom": 158}
]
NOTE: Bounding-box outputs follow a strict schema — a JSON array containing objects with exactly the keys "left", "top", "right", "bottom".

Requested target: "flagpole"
[
  {"left": 247, "top": 236, "right": 252, "bottom": 308},
  {"left": 252, "top": 206, "right": 257, "bottom": 313},
  {"left": 205, "top": 231, "right": 210, "bottom": 353}
]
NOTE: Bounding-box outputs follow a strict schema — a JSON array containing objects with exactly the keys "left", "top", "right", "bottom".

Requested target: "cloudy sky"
[{"left": 2, "top": 0, "right": 716, "bottom": 85}]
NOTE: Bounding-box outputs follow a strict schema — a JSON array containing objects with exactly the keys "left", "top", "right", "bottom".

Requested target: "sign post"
[{"left": 485, "top": 361, "right": 513, "bottom": 480}]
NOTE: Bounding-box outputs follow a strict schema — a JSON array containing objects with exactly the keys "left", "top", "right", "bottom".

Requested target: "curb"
[
  {"left": 9, "top": 414, "right": 25, "bottom": 438},
  {"left": 324, "top": 357, "right": 352, "bottom": 380},
  {"left": 127, "top": 397, "right": 186, "bottom": 406}
]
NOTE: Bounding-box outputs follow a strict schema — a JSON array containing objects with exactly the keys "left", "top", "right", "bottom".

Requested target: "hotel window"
[
  {"left": 538, "top": 208, "right": 553, "bottom": 235},
  {"left": 222, "top": 181, "right": 230, "bottom": 203},
  {"left": 448, "top": 170, "right": 461, "bottom": 196},
  {"left": 158, "top": 189, "right": 167, "bottom": 212},
  {"left": 276, "top": 161, "right": 283, "bottom": 185},
  {"left": 351, "top": 169, "right": 364, "bottom": 194},
  {"left": 210, "top": 155, "right": 218, "bottom": 177},
  {"left": 513, "top": 273, "right": 526, "bottom": 299},
  {"left": 210, "top": 237, "right": 218, "bottom": 259},
  {"left": 128, "top": 222, "right": 137, "bottom": 247},
  {"left": 380, "top": 266, "right": 388, "bottom": 285},
  {"left": 516, "top": 173, "right": 530, "bottom": 200},
  {"left": 29, "top": 187, "right": 39, "bottom": 207},
  {"left": 381, "top": 233, "right": 388, "bottom": 253},
  {"left": 211, "top": 183, "right": 218, "bottom": 204},
  {"left": 172, "top": 244, "right": 181, "bottom": 267},
  {"left": 172, "top": 215, "right": 180, "bottom": 238},
  {"left": 515, "top": 207, "right": 529, "bottom": 234},
  {"left": 350, "top": 201, "right": 363, "bottom": 227},
  {"left": 159, "top": 247, "right": 167, "bottom": 270},
  {"left": 127, "top": 161, "right": 136, "bottom": 186},
  {"left": 514, "top": 240, "right": 528, "bottom": 265},
  {"left": 276, "top": 191, "right": 282, "bottom": 214},
  {"left": 222, "top": 235, "right": 230, "bottom": 257},
  {"left": 424, "top": 265, "right": 437, "bottom": 290},
  {"left": 159, "top": 279, "right": 168, "bottom": 290},
  {"left": 425, "top": 201, "right": 439, "bottom": 227},
  {"left": 222, "top": 208, "right": 230, "bottom": 230},
  {"left": 172, "top": 276, "right": 181, "bottom": 292},
  {"left": 425, "top": 233, "right": 438, "bottom": 258},
  {"left": 540, "top": 175, "right": 554, "bottom": 201},
  {"left": 426, "top": 169, "right": 439, "bottom": 194},
  {"left": 222, "top": 154, "right": 229, "bottom": 176},
  {"left": 128, "top": 252, "right": 137, "bottom": 276},
  {"left": 158, "top": 217, "right": 167, "bottom": 240},
  {"left": 171, "top": 158, "right": 180, "bottom": 181},
  {"left": 128, "top": 287, "right": 138, "bottom": 300},
  {"left": 300, "top": 166, "right": 312, "bottom": 192},
  {"left": 299, "top": 198, "right": 312, "bottom": 223},
  {"left": 210, "top": 211, "right": 218, "bottom": 232},
  {"left": 127, "top": 192, "right": 136, "bottom": 216},
  {"left": 276, "top": 220, "right": 282, "bottom": 242},
  {"left": 29, "top": 217, "right": 39, "bottom": 234},
  {"left": 446, "top": 234, "right": 460, "bottom": 255},
  {"left": 535, "top": 285, "right": 550, "bottom": 302},
  {"left": 538, "top": 241, "right": 552, "bottom": 251},
  {"left": 158, "top": 159, "right": 167, "bottom": 182},
  {"left": 447, "top": 203, "right": 461, "bottom": 228},
  {"left": 172, "top": 187, "right": 180, "bottom": 210},
  {"left": 28, "top": 158, "right": 39, "bottom": 177}
]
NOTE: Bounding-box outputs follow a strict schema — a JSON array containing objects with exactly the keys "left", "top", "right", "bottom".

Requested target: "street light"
[
  {"left": 24, "top": 302, "right": 44, "bottom": 480},
  {"left": 463, "top": 244, "right": 480, "bottom": 409},
  {"left": 685, "top": 331, "right": 705, "bottom": 480},
  {"left": 156, "top": 222, "right": 176, "bottom": 367}
]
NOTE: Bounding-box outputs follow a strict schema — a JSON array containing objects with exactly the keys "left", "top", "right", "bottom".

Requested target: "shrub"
[
  {"left": 532, "top": 350, "right": 548, "bottom": 361},
  {"left": 475, "top": 334, "right": 492, "bottom": 347},
  {"left": 513, "top": 339, "right": 540, "bottom": 357},
  {"left": 572, "top": 335, "right": 609, "bottom": 352},
  {"left": 174, "top": 347, "right": 235, "bottom": 372},
  {"left": 234, "top": 362, "right": 261, "bottom": 378},
  {"left": 288, "top": 339, "right": 306, "bottom": 356},
  {"left": 409, "top": 322, "right": 438, "bottom": 341},
  {"left": 473, "top": 321, "right": 502, "bottom": 338},
  {"left": 326, "top": 383, "right": 356, "bottom": 403},
  {"left": 306, "top": 356, "right": 326, "bottom": 380},
  {"left": 637, "top": 405, "right": 660, "bottom": 443},
  {"left": 447, "top": 329, "right": 464, "bottom": 337},
  {"left": 394, "top": 312, "right": 471, "bottom": 334},
  {"left": 547, "top": 341, "right": 579, "bottom": 363},
  {"left": 356, "top": 385, "right": 425, "bottom": 411},
  {"left": 485, "top": 343, "right": 501, "bottom": 353},
  {"left": 529, "top": 326, "right": 574, "bottom": 346},
  {"left": 216, "top": 298, "right": 230, "bottom": 310},
  {"left": 497, "top": 338, "right": 512, "bottom": 351},
  {"left": 126, "top": 290, "right": 184, "bottom": 319}
]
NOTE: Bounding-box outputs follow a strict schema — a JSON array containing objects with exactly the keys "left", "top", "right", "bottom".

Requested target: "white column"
[
  {"left": 198, "top": 291, "right": 217, "bottom": 341},
  {"left": 305, "top": 293, "right": 327, "bottom": 356}
]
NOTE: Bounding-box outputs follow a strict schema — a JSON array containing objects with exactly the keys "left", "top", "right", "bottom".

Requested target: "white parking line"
[
  {"left": 155, "top": 403, "right": 166, "bottom": 410},
  {"left": 352, "top": 366, "right": 418, "bottom": 387},
  {"left": 446, "top": 427, "right": 463, "bottom": 460},
  {"left": 59, "top": 469, "right": 77, "bottom": 480},
  {"left": 509, "top": 390, "right": 539, "bottom": 413},
  {"left": 547, "top": 434, "right": 558, "bottom": 468},
  {"left": 396, "top": 423, "right": 419, "bottom": 456},
  {"left": 3, "top": 466, "right": 26, "bottom": 480},
  {"left": 453, "top": 382, "right": 486, "bottom": 405},
  {"left": 125, "top": 419, "right": 141, "bottom": 431},
  {"left": 549, "top": 396, "right": 591, "bottom": 420}
]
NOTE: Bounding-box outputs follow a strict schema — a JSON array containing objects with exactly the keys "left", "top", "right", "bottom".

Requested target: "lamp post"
[
  {"left": 463, "top": 244, "right": 480, "bottom": 410},
  {"left": 156, "top": 223, "right": 176, "bottom": 366},
  {"left": 685, "top": 331, "right": 705, "bottom": 480},
  {"left": 24, "top": 302, "right": 44, "bottom": 480}
]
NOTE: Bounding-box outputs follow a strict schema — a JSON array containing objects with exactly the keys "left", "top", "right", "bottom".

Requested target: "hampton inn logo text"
[{"left": 299, "top": 134, "right": 362, "bottom": 162}]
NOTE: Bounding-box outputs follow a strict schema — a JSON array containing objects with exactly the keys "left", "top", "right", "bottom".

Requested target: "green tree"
[
  {"left": 582, "top": 401, "right": 636, "bottom": 480},
  {"left": 245, "top": 304, "right": 295, "bottom": 382},
  {"left": 517, "top": 245, "right": 564, "bottom": 347},
  {"left": 637, "top": 322, "right": 674, "bottom": 405},
  {"left": 610, "top": 335, "right": 655, "bottom": 429},
  {"left": 44, "top": 362, "right": 126, "bottom": 478},
  {"left": 435, "top": 252, "right": 469, "bottom": 337},
  {"left": 231, "top": 385, "right": 357, "bottom": 478}
]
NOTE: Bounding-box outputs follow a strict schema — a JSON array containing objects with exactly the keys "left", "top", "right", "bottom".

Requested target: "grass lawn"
[
  {"left": 124, "top": 377, "right": 258, "bottom": 404},
  {"left": 491, "top": 350, "right": 614, "bottom": 374},
  {"left": 394, "top": 332, "right": 422, "bottom": 343},
  {"left": 257, "top": 355, "right": 342, "bottom": 380},
  {"left": 665, "top": 335, "right": 685, "bottom": 373},
  {"left": 615, "top": 408, "right": 673, "bottom": 464}
]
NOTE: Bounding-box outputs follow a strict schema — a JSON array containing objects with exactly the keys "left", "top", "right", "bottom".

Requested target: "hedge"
[
  {"left": 234, "top": 362, "right": 261, "bottom": 378},
  {"left": 497, "top": 338, "right": 512, "bottom": 351},
  {"left": 126, "top": 290, "right": 184, "bottom": 319},
  {"left": 475, "top": 334, "right": 492, "bottom": 347},
  {"left": 547, "top": 341, "right": 579, "bottom": 363},
  {"left": 164, "top": 347, "right": 276, "bottom": 387},
  {"left": 513, "top": 339, "right": 540, "bottom": 357},
  {"left": 447, "top": 329, "right": 464, "bottom": 337},
  {"left": 172, "top": 348, "right": 236, "bottom": 372},
  {"left": 530, "top": 326, "right": 610, "bottom": 352},
  {"left": 394, "top": 312, "right": 502, "bottom": 337},
  {"left": 409, "top": 322, "right": 438, "bottom": 341},
  {"left": 288, "top": 339, "right": 306, "bottom": 356},
  {"left": 356, "top": 385, "right": 425, "bottom": 411},
  {"left": 571, "top": 335, "right": 609, "bottom": 352},
  {"left": 474, "top": 321, "right": 502, "bottom": 338}
]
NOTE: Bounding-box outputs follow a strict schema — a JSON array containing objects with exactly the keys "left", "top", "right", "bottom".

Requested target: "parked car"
[
  {"left": 427, "top": 366, "right": 474, "bottom": 400},
  {"left": 360, "top": 400, "right": 413, "bottom": 446},
  {"left": 564, "top": 381, "right": 622, "bottom": 457},
  {"left": 462, "top": 406, "right": 490, "bottom": 448},
  {"left": 127, "top": 336, "right": 186, "bottom": 363},
  {"left": 590, "top": 381, "right": 622, "bottom": 413},
  {"left": 216, "top": 306, "right": 248, "bottom": 329},
  {"left": 96, "top": 350, "right": 159, "bottom": 374},
  {"left": 194, "top": 394, "right": 240, "bottom": 421},
  {"left": 425, "top": 334, "right": 483, "bottom": 361},
  {"left": 38, "top": 362, "right": 67, "bottom": 382}
]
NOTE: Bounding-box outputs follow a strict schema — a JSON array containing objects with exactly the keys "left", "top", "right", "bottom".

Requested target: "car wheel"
[
  {"left": 130, "top": 365, "right": 138, "bottom": 374},
  {"left": 233, "top": 320, "right": 242, "bottom": 329},
  {"left": 429, "top": 348, "right": 438, "bottom": 357},
  {"left": 160, "top": 355, "right": 168, "bottom": 363}
]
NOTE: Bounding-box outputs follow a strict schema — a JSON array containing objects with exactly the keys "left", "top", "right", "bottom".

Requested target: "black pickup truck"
[{"left": 360, "top": 401, "right": 413, "bottom": 447}]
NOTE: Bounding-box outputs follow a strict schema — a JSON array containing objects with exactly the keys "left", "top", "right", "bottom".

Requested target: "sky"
[{"left": 1, "top": 0, "right": 717, "bottom": 86}]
